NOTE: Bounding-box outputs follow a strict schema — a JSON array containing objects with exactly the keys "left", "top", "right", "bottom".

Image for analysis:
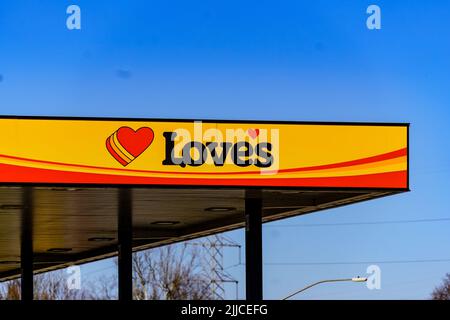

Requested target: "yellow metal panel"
[{"left": 0, "top": 118, "right": 408, "bottom": 188}]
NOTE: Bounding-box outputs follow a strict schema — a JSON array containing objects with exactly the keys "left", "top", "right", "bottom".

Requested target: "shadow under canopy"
[{"left": 0, "top": 186, "right": 402, "bottom": 281}]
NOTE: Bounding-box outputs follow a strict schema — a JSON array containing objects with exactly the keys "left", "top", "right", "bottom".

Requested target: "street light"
[{"left": 282, "top": 276, "right": 367, "bottom": 300}]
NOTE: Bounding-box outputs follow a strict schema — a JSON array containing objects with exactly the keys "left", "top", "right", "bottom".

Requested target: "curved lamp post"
[{"left": 282, "top": 277, "right": 367, "bottom": 300}]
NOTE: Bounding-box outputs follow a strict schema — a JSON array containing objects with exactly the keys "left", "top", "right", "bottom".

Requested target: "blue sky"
[{"left": 1, "top": 0, "right": 450, "bottom": 299}]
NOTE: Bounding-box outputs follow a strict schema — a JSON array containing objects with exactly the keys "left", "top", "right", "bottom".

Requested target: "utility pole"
[{"left": 189, "top": 234, "right": 241, "bottom": 300}]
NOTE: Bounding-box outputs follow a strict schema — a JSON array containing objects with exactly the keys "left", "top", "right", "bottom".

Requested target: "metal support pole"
[
  {"left": 245, "top": 191, "right": 263, "bottom": 300},
  {"left": 118, "top": 188, "right": 133, "bottom": 301},
  {"left": 21, "top": 187, "right": 33, "bottom": 301}
]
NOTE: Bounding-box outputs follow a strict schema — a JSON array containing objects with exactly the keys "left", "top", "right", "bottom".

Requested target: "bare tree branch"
[{"left": 431, "top": 273, "right": 450, "bottom": 300}]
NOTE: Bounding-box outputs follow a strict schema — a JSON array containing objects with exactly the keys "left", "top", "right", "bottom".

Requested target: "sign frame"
[{"left": 0, "top": 115, "right": 410, "bottom": 192}]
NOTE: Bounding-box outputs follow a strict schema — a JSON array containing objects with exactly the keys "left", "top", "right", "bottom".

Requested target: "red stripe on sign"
[
  {"left": 0, "top": 147, "right": 407, "bottom": 176},
  {"left": 0, "top": 162, "right": 407, "bottom": 188}
]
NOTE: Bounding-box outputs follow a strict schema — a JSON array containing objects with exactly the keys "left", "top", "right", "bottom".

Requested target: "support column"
[
  {"left": 21, "top": 187, "right": 33, "bottom": 301},
  {"left": 245, "top": 190, "right": 263, "bottom": 301},
  {"left": 118, "top": 188, "right": 133, "bottom": 301}
]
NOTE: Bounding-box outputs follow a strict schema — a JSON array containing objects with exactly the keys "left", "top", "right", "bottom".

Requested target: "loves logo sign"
[
  {"left": 161, "top": 126, "right": 276, "bottom": 169},
  {"left": 106, "top": 124, "right": 278, "bottom": 169},
  {"left": 0, "top": 118, "right": 408, "bottom": 188},
  {"left": 106, "top": 126, "right": 154, "bottom": 166}
]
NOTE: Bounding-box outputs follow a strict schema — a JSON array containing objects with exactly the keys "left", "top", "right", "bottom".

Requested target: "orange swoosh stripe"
[
  {"left": 278, "top": 148, "right": 407, "bottom": 174},
  {"left": 0, "top": 147, "right": 407, "bottom": 176},
  {"left": 0, "top": 162, "right": 407, "bottom": 188}
]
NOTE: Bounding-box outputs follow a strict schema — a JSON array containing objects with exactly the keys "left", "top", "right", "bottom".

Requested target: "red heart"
[
  {"left": 116, "top": 127, "right": 154, "bottom": 157},
  {"left": 247, "top": 128, "right": 260, "bottom": 139},
  {"left": 106, "top": 126, "right": 154, "bottom": 166}
]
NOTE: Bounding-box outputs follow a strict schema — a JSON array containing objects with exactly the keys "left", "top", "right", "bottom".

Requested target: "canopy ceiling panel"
[{"left": 0, "top": 186, "right": 396, "bottom": 280}]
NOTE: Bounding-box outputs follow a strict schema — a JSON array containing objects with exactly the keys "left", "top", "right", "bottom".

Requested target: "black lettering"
[
  {"left": 162, "top": 131, "right": 185, "bottom": 167},
  {"left": 205, "top": 142, "right": 232, "bottom": 166},
  {"left": 231, "top": 141, "right": 252, "bottom": 167},
  {"left": 255, "top": 143, "right": 273, "bottom": 168},
  {"left": 183, "top": 141, "right": 206, "bottom": 167}
]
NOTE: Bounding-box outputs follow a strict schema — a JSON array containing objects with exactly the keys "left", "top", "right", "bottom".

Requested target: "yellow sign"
[{"left": 0, "top": 117, "right": 408, "bottom": 188}]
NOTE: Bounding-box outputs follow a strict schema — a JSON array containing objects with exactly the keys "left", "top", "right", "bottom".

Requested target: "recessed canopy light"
[
  {"left": 204, "top": 207, "right": 236, "bottom": 212},
  {"left": 272, "top": 190, "right": 303, "bottom": 194},
  {"left": 47, "top": 248, "right": 72, "bottom": 253},
  {"left": 88, "top": 237, "right": 115, "bottom": 242},
  {"left": 151, "top": 221, "right": 180, "bottom": 226},
  {"left": 49, "top": 187, "right": 83, "bottom": 191}
]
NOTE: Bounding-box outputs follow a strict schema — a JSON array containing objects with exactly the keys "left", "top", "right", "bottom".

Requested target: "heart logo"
[
  {"left": 106, "top": 126, "right": 154, "bottom": 166},
  {"left": 247, "top": 128, "right": 260, "bottom": 139}
]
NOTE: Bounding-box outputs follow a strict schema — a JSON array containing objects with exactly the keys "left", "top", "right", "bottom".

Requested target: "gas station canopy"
[{"left": 0, "top": 117, "right": 409, "bottom": 281}]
